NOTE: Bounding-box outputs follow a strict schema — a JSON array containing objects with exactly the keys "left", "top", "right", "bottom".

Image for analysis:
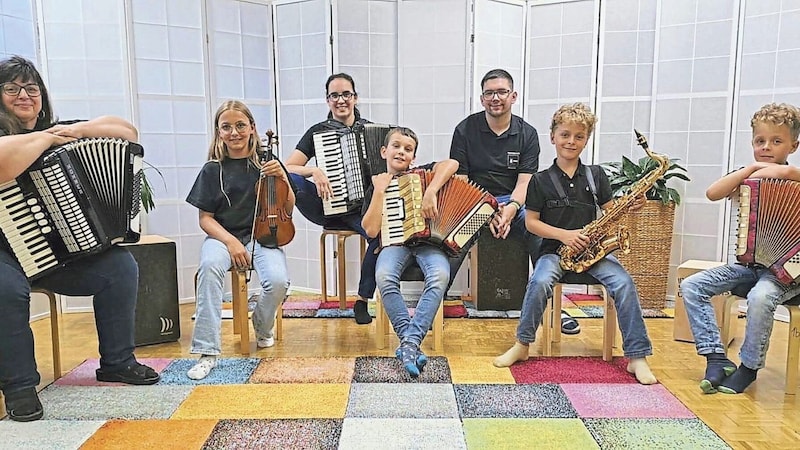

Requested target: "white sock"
[{"left": 187, "top": 355, "right": 217, "bottom": 380}]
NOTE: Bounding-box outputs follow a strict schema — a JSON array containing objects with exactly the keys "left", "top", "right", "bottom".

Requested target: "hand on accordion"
[
  {"left": 371, "top": 173, "right": 394, "bottom": 194},
  {"left": 311, "top": 167, "right": 333, "bottom": 200},
  {"left": 489, "top": 205, "right": 513, "bottom": 239},
  {"left": 421, "top": 190, "right": 438, "bottom": 219}
]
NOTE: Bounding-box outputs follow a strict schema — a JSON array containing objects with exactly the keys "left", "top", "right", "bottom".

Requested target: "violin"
[{"left": 252, "top": 130, "right": 295, "bottom": 248}]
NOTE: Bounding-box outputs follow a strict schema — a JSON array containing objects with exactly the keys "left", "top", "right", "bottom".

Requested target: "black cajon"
[
  {"left": 469, "top": 231, "right": 530, "bottom": 311},
  {"left": 122, "top": 235, "right": 181, "bottom": 346}
]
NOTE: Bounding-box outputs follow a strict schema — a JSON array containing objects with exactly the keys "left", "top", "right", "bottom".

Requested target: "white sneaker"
[
  {"left": 257, "top": 336, "right": 275, "bottom": 348},
  {"left": 187, "top": 356, "right": 217, "bottom": 380}
]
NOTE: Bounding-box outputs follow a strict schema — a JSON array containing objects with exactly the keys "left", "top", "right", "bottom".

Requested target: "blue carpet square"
[
  {"left": 346, "top": 383, "right": 459, "bottom": 419},
  {"left": 202, "top": 419, "right": 342, "bottom": 449},
  {"left": 157, "top": 358, "right": 260, "bottom": 385},
  {"left": 455, "top": 384, "right": 577, "bottom": 418},
  {"left": 583, "top": 418, "right": 731, "bottom": 449},
  {"left": 353, "top": 356, "right": 451, "bottom": 383},
  {"left": 315, "top": 308, "right": 354, "bottom": 318},
  {"left": 339, "top": 418, "right": 467, "bottom": 449},
  {"left": 38, "top": 385, "right": 193, "bottom": 420}
]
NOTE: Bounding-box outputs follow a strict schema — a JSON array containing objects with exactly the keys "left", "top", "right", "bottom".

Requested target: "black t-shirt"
[
  {"left": 0, "top": 119, "right": 84, "bottom": 253},
  {"left": 186, "top": 157, "right": 261, "bottom": 244},
  {"left": 295, "top": 111, "right": 371, "bottom": 160},
  {"left": 526, "top": 159, "right": 612, "bottom": 255},
  {"left": 449, "top": 112, "right": 540, "bottom": 197}
]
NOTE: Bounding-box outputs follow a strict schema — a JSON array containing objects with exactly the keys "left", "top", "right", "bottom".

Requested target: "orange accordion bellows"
[
  {"left": 736, "top": 178, "right": 800, "bottom": 285},
  {"left": 380, "top": 169, "right": 498, "bottom": 256}
]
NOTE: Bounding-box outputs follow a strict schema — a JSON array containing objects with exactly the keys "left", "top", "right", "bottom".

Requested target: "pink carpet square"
[
  {"left": 319, "top": 301, "right": 356, "bottom": 309},
  {"left": 510, "top": 357, "right": 637, "bottom": 384},
  {"left": 282, "top": 301, "right": 322, "bottom": 310},
  {"left": 560, "top": 384, "right": 695, "bottom": 419},
  {"left": 54, "top": 358, "right": 173, "bottom": 386}
]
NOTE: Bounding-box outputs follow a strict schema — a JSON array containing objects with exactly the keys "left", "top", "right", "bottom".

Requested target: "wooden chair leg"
[
  {"left": 553, "top": 283, "right": 563, "bottom": 344},
  {"left": 275, "top": 299, "right": 283, "bottom": 342},
  {"left": 602, "top": 287, "right": 616, "bottom": 362},
  {"left": 231, "top": 270, "right": 250, "bottom": 355},
  {"left": 433, "top": 301, "right": 444, "bottom": 352},
  {"left": 720, "top": 294, "right": 738, "bottom": 352},
  {"left": 786, "top": 306, "right": 800, "bottom": 395},
  {"left": 375, "top": 291, "right": 386, "bottom": 349},
  {"left": 320, "top": 233, "right": 329, "bottom": 303},
  {"left": 47, "top": 291, "right": 61, "bottom": 380},
  {"left": 337, "top": 235, "right": 347, "bottom": 310},
  {"left": 542, "top": 288, "right": 554, "bottom": 356}
]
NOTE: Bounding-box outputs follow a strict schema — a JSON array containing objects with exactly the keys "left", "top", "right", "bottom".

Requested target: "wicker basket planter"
[{"left": 614, "top": 200, "right": 676, "bottom": 309}]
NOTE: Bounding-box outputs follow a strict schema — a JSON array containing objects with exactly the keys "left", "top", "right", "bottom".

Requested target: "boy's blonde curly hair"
[
  {"left": 751, "top": 103, "right": 800, "bottom": 141},
  {"left": 550, "top": 102, "right": 598, "bottom": 136}
]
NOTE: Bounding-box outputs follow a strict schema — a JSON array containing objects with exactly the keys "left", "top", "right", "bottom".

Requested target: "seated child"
[
  {"left": 680, "top": 102, "right": 800, "bottom": 394},
  {"left": 493, "top": 103, "right": 657, "bottom": 385},
  {"left": 361, "top": 127, "right": 459, "bottom": 377}
]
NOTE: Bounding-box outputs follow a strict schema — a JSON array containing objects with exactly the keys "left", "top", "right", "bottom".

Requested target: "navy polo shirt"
[
  {"left": 449, "top": 111, "right": 540, "bottom": 197},
  {"left": 526, "top": 159, "right": 612, "bottom": 255}
]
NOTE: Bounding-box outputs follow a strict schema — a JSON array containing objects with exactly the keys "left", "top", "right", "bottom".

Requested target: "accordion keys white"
[{"left": 0, "top": 137, "right": 143, "bottom": 280}]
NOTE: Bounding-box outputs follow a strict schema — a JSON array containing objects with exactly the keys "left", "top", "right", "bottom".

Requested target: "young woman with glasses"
[
  {"left": 0, "top": 55, "right": 158, "bottom": 422},
  {"left": 284, "top": 73, "right": 379, "bottom": 325}
]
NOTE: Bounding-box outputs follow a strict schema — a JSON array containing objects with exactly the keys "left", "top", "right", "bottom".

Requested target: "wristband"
[{"left": 507, "top": 200, "right": 522, "bottom": 210}]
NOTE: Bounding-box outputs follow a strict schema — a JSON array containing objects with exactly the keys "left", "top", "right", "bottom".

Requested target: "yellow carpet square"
[
  {"left": 80, "top": 419, "right": 217, "bottom": 449},
  {"left": 172, "top": 384, "right": 350, "bottom": 419},
  {"left": 448, "top": 356, "right": 516, "bottom": 384},
  {"left": 463, "top": 418, "right": 598, "bottom": 449},
  {"left": 562, "top": 307, "right": 589, "bottom": 318},
  {"left": 249, "top": 357, "right": 355, "bottom": 383}
]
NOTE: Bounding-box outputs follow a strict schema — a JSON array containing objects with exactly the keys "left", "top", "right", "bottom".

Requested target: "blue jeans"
[
  {"left": 290, "top": 173, "right": 379, "bottom": 299},
  {"left": 516, "top": 253, "right": 652, "bottom": 358},
  {"left": 190, "top": 237, "right": 289, "bottom": 355},
  {"left": 494, "top": 194, "right": 541, "bottom": 266},
  {"left": 375, "top": 245, "right": 450, "bottom": 347},
  {"left": 680, "top": 264, "right": 800, "bottom": 369},
  {"left": 0, "top": 247, "right": 139, "bottom": 395}
]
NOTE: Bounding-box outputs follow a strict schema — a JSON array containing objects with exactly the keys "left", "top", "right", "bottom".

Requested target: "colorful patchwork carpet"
[
  {"left": 278, "top": 294, "right": 674, "bottom": 320},
  {"left": 1, "top": 356, "right": 729, "bottom": 449}
]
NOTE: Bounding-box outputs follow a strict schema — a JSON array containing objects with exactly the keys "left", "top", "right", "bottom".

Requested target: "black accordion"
[
  {"left": 313, "top": 123, "right": 391, "bottom": 217},
  {"left": 0, "top": 137, "right": 143, "bottom": 281}
]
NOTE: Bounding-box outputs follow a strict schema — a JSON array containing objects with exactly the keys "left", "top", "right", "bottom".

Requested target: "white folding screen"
[
  {"left": 0, "top": 1, "right": 37, "bottom": 62},
  {"left": 398, "top": 0, "right": 470, "bottom": 165},
  {"left": 525, "top": 0, "right": 599, "bottom": 166},
  {"left": 471, "top": 0, "right": 527, "bottom": 115},
  {"left": 594, "top": 0, "right": 657, "bottom": 168}
]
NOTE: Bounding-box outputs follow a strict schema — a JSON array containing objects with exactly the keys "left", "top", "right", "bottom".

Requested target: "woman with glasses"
[
  {"left": 284, "top": 73, "right": 379, "bottom": 325},
  {"left": 0, "top": 55, "right": 159, "bottom": 422},
  {"left": 185, "top": 100, "right": 294, "bottom": 380}
]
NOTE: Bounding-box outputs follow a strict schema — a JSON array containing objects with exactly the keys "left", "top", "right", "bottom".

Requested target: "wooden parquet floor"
[{"left": 23, "top": 303, "right": 800, "bottom": 448}]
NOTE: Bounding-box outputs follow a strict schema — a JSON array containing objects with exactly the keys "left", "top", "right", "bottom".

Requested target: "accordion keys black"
[{"left": 0, "top": 137, "right": 143, "bottom": 280}]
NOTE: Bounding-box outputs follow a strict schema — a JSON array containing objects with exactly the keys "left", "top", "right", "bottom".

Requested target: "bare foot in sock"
[
  {"left": 493, "top": 342, "right": 529, "bottom": 368},
  {"left": 627, "top": 357, "right": 657, "bottom": 385}
]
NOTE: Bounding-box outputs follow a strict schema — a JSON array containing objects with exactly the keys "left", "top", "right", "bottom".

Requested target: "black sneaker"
[
  {"left": 4, "top": 387, "right": 44, "bottom": 422},
  {"left": 561, "top": 312, "right": 581, "bottom": 335},
  {"left": 96, "top": 362, "right": 160, "bottom": 385}
]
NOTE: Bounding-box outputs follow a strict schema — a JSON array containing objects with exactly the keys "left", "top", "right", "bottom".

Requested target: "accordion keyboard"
[
  {"left": 0, "top": 180, "right": 58, "bottom": 277},
  {"left": 381, "top": 179, "right": 406, "bottom": 244},
  {"left": 314, "top": 132, "right": 350, "bottom": 216}
]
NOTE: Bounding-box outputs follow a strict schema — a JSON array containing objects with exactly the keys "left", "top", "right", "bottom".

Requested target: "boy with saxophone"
[
  {"left": 680, "top": 103, "right": 800, "bottom": 394},
  {"left": 494, "top": 103, "right": 657, "bottom": 385}
]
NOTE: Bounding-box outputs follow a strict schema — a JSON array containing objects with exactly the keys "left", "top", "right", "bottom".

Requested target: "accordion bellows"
[
  {"left": 736, "top": 178, "right": 800, "bottom": 284},
  {"left": 381, "top": 169, "right": 498, "bottom": 256},
  {"left": 0, "top": 137, "right": 142, "bottom": 280}
]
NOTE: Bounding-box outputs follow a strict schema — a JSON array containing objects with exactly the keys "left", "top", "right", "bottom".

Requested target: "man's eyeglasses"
[
  {"left": 327, "top": 91, "right": 355, "bottom": 101},
  {"left": 481, "top": 89, "right": 512, "bottom": 100},
  {"left": 1, "top": 83, "right": 42, "bottom": 97},
  {"left": 219, "top": 122, "right": 250, "bottom": 134}
]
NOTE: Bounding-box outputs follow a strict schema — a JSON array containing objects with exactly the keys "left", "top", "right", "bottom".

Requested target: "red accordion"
[
  {"left": 736, "top": 178, "right": 800, "bottom": 285},
  {"left": 380, "top": 169, "right": 498, "bottom": 256}
]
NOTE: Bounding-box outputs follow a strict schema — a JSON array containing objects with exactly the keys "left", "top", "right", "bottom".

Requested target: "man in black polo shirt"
[{"left": 449, "top": 68, "right": 579, "bottom": 334}]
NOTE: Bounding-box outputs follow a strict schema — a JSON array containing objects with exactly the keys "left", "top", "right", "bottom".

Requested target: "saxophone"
[{"left": 558, "top": 130, "right": 670, "bottom": 273}]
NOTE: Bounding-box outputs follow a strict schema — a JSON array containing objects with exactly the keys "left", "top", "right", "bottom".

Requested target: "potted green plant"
[
  {"left": 140, "top": 162, "right": 163, "bottom": 213},
  {"left": 600, "top": 155, "right": 690, "bottom": 310}
]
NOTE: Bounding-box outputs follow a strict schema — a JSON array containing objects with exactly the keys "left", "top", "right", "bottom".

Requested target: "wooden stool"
[
  {"left": 320, "top": 229, "right": 366, "bottom": 309},
  {"left": 720, "top": 294, "right": 800, "bottom": 394},
  {"left": 194, "top": 269, "right": 284, "bottom": 356},
  {"left": 31, "top": 287, "right": 62, "bottom": 380},
  {"left": 542, "top": 273, "right": 616, "bottom": 362}
]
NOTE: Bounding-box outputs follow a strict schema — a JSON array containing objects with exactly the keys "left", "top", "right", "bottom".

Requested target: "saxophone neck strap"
[{"left": 546, "top": 166, "right": 600, "bottom": 212}]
